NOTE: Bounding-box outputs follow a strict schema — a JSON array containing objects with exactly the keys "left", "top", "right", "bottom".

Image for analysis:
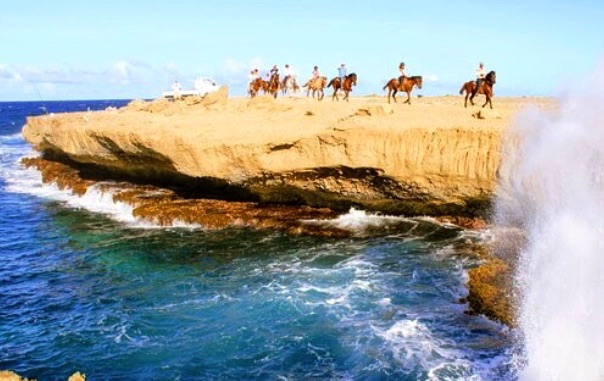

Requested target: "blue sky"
[{"left": 1, "top": 0, "right": 603, "bottom": 101}]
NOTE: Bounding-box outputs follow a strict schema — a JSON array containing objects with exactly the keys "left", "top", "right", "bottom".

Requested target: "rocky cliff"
[{"left": 21, "top": 95, "right": 553, "bottom": 217}]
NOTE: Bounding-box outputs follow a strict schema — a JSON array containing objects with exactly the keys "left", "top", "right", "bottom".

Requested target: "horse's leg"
[
  {"left": 392, "top": 89, "right": 397, "bottom": 103},
  {"left": 483, "top": 93, "right": 493, "bottom": 109},
  {"left": 404, "top": 91, "right": 411, "bottom": 104}
]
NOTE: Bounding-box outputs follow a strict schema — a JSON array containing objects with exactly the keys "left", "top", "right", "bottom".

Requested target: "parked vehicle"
[{"left": 162, "top": 77, "right": 220, "bottom": 99}]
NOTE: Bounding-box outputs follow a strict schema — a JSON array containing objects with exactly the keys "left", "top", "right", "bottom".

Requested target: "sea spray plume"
[{"left": 495, "top": 63, "right": 604, "bottom": 380}]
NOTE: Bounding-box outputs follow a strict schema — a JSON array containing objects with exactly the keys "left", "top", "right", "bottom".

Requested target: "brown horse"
[
  {"left": 459, "top": 70, "right": 496, "bottom": 108},
  {"left": 303, "top": 76, "right": 328, "bottom": 100},
  {"left": 268, "top": 74, "right": 280, "bottom": 98},
  {"left": 327, "top": 73, "right": 358, "bottom": 101},
  {"left": 383, "top": 76, "right": 423, "bottom": 104},
  {"left": 249, "top": 78, "right": 269, "bottom": 97}
]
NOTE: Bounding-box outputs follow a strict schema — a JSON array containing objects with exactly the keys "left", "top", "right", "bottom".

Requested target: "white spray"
[{"left": 495, "top": 63, "right": 604, "bottom": 380}]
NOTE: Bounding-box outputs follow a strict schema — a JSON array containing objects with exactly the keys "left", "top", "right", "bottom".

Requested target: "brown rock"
[{"left": 21, "top": 96, "right": 556, "bottom": 217}]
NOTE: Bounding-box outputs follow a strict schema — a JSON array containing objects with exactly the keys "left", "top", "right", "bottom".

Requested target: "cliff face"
[{"left": 21, "top": 96, "right": 551, "bottom": 216}]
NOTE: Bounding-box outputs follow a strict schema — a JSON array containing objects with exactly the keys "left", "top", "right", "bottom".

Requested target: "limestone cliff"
[{"left": 21, "top": 95, "right": 553, "bottom": 216}]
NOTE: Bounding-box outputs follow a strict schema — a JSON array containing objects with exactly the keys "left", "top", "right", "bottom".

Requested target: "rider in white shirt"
[
  {"left": 247, "top": 69, "right": 260, "bottom": 94},
  {"left": 172, "top": 80, "right": 182, "bottom": 100},
  {"left": 472, "top": 62, "right": 486, "bottom": 96},
  {"left": 398, "top": 62, "right": 407, "bottom": 84},
  {"left": 283, "top": 64, "right": 293, "bottom": 85}
]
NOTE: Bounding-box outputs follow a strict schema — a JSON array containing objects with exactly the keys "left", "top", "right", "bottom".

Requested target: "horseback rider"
[
  {"left": 472, "top": 62, "right": 486, "bottom": 97},
  {"left": 338, "top": 63, "right": 347, "bottom": 82},
  {"left": 248, "top": 69, "right": 260, "bottom": 93},
  {"left": 398, "top": 62, "right": 407, "bottom": 85},
  {"left": 283, "top": 64, "right": 292, "bottom": 86},
  {"left": 312, "top": 66, "right": 321, "bottom": 80},
  {"left": 269, "top": 65, "right": 279, "bottom": 82}
]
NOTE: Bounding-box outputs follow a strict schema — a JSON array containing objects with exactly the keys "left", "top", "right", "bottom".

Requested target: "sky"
[{"left": 1, "top": 0, "right": 603, "bottom": 101}]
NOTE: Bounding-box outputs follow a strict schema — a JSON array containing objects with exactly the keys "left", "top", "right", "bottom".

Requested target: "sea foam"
[{"left": 495, "top": 62, "right": 604, "bottom": 380}]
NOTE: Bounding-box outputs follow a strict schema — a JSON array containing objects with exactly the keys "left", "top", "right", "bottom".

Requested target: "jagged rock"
[
  {"left": 0, "top": 370, "right": 33, "bottom": 381},
  {"left": 201, "top": 85, "right": 228, "bottom": 106}
]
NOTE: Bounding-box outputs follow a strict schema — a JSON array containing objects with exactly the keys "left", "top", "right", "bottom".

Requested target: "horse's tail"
[
  {"left": 382, "top": 80, "right": 390, "bottom": 91},
  {"left": 327, "top": 79, "right": 335, "bottom": 88},
  {"left": 383, "top": 78, "right": 395, "bottom": 91},
  {"left": 459, "top": 84, "right": 465, "bottom": 95}
]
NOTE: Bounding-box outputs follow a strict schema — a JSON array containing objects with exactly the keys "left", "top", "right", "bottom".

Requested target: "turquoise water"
[{"left": 0, "top": 101, "right": 514, "bottom": 380}]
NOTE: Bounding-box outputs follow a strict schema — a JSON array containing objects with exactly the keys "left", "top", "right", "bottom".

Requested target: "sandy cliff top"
[{"left": 22, "top": 94, "right": 556, "bottom": 215}]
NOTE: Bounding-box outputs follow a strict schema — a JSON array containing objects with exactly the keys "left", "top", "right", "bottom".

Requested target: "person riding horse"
[
  {"left": 471, "top": 62, "right": 486, "bottom": 98},
  {"left": 338, "top": 64, "right": 347, "bottom": 82},
  {"left": 282, "top": 64, "right": 292, "bottom": 87},
  {"left": 269, "top": 65, "right": 279, "bottom": 83},
  {"left": 398, "top": 62, "right": 407, "bottom": 85},
  {"left": 247, "top": 69, "right": 260, "bottom": 96}
]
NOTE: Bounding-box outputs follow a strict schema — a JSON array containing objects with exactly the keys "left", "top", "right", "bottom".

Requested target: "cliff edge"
[{"left": 22, "top": 94, "right": 554, "bottom": 216}]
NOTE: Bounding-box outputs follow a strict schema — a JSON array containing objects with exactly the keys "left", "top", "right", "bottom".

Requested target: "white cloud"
[
  {"left": 106, "top": 60, "right": 156, "bottom": 85},
  {"left": 224, "top": 58, "right": 247, "bottom": 73}
]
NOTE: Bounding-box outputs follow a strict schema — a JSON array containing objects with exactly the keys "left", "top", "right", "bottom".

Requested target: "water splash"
[{"left": 495, "top": 63, "right": 604, "bottom": 380}]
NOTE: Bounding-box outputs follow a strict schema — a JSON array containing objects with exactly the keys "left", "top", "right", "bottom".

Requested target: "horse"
[
  {"left": 459, "top": 70, "right": 496, "bottom": 109},
  {"left": 303, "top": 76, "right": 328, "bottom": 100},
  {"left": 249, "top": 78, "right": 270, "bottom": 98},
  {"left": 327, "top": 73, "right": 357, "bottom": 101},
  {"left": 383, "top": 76, "right": 423, "bottom": 104},
  {"left": 281, "top": 76, "right": 300, "bottom": 96},
  {"left": 268, "top": 74, "right": 280, "bottom": 98}
]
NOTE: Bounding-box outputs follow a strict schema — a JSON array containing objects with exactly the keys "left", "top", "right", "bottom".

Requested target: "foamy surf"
[
  {"left": 2, "top": 153, "right": 201, "bottom": 229},
  {"left": 495, "top": 64, "right": 604, "bottom": 380}
]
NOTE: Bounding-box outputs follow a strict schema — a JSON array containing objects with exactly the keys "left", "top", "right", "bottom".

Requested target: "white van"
[{"left": 162, "top": 77, "right": 220, "bottom": 99}]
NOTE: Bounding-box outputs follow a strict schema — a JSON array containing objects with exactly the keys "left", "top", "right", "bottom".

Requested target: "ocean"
[{"left": 0, "top": 100, "right": 515, "bottom": 380}]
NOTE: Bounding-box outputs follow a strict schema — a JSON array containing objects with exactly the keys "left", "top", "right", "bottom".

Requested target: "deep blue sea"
[{"left": 0, "top": 101, "right": 516, "bottom": 380}]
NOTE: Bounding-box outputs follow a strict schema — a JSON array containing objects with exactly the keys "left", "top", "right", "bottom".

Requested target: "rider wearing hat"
[
  {"left": 473, "top": 62, "right": 486, "bottom": 97},
  {"left": 398, "top": 62, "right": 407, "bottom": 84},
  {"left": 282, "top": 64, "right": 293, "bottom": 87},
  {"left": 269, "top": 65, "right": 279, "bottom": 82},
  {"left": 338, "top": 63, "right": 347, "bottom": 82}
]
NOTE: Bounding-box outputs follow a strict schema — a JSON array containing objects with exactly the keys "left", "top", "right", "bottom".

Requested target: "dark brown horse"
[
  {"left": 303, "top": 76, "right": 328, "bottom": 100},
  {"left": 249, "top": 78, "right": 269, "bottom": 97},
  {"left": 383, "top": 76, "right": 423, "bottom": 104},
  {"left": 459, "top": 70, "right": 496, "bottom": 108},
  {"left": 327, "top": 73, "right": 357, "bottom": 101},
  {"left": 268, "top": 74, "right": 280, "bottom": 98}
]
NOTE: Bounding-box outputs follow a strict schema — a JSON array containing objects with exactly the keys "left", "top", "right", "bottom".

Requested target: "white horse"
[{"left": 281, "top": 75, "right": 300, "bottom": 96}]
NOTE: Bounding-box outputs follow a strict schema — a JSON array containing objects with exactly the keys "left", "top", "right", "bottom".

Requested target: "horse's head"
[
  {"left": 415, "top": 76, "right": 423, "bottom": 89},
  {"left": 486, "top": 71, "right": 496, "bottom": 84},
  {"left": 348, "top": 73, "right": 357, "bottom": 85}
]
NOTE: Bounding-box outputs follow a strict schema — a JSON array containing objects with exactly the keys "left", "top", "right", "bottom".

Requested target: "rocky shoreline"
[{"left": 20, "top": 93, "right": 555, "bottom": 326}]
